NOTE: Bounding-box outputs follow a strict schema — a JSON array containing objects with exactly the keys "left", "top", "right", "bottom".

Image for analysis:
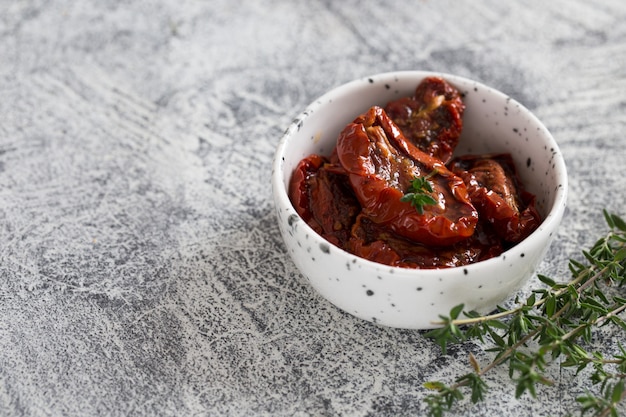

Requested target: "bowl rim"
[{"left": 272, "top": 70, "right": 568, "bottom": 280}]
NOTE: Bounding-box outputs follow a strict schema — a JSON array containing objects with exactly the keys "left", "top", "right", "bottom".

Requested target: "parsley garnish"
[{"left": 400, "top": 170, "right": 438, "bottom": 214}]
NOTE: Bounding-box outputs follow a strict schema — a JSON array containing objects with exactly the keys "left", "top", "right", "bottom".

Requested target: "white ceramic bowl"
[{"left": 272, "top": 71, "right": 567, "bottom": 329}]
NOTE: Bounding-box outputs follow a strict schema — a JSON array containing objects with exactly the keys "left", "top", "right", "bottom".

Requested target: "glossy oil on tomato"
[{"left": 288, "top": 77, "right": 541, "bottom": 269}]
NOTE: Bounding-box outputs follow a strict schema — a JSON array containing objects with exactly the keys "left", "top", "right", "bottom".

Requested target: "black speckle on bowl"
[
  {"left": 287, "top": 214, "right": 299, "bottom": 226},
  {"left": 319, "top": 243, "right": 330, "bottom": 254}
]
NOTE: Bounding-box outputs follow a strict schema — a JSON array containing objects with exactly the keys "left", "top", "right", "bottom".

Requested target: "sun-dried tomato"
[
  {"left": 384, "top": 77, "right": 465, "bottom": 164},
  {"left": 349, "top": 214, "right": 503, "bottom": 268},
  {"left": 449, "top": 153, "right": 541, "bottom": 243},
  {"left": 287, "top": 79, "right": 542, "bottom": 269},
  {"left": 289, "top": 155, "right": 361, "bottom": 247},
  {"left": 289, "top": 154, "right": 325, "bottom": 231},
  {"left": 335, "top": 106, "right": 478, "bottom": 246}
]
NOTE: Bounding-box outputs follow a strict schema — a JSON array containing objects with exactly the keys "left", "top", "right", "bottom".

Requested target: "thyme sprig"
[
  {"left": 401, "top": 170, "right": 438, "bottom": 214},
  {"left": 423, "top": 210, "right": 626, "bottom": 417}
]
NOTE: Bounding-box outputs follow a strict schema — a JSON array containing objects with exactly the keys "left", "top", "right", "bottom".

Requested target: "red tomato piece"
[
  {"left": 449, "top": 153, "right": 541, "bottom": 243},
  {"left": 349, "top": 214, "right": 503, "bottom": 268},
  {"left": 335, "top": 106, "right": 478, "bottom": 246},
  {"left": 289, "top": 155, "right": 361, "bottom": 247},
  {"left": 385, "top": 77, "right": 465, "bottom": 164},
  {"left": 289, "top": 154, "right": 326, "bottom": 230}
]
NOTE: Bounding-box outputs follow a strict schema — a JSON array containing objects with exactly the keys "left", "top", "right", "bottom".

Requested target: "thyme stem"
[{"left": 424, "top": 211, "right": 626, "bottom": 417}]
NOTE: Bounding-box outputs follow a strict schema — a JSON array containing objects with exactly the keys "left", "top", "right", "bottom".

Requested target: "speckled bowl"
[{"left": 272, "top": 71, "right": 567, "bottom": 329}]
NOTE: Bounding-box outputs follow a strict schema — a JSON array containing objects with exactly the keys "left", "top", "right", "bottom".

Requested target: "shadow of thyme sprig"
[{"left": 423, "top": 210, "right": 626, "bottom": 417}]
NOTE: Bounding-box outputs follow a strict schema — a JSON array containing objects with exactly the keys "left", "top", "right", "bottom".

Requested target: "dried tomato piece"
[
  {"left": 349, "top": 214, "right": 503, "bottom": 269},
  {"left": 449, "top": 153, "right": 541, "bottom": 243},
  {"left": 288, "top": 155, "right": 361, "bottom": 247},
  {"left": 336, "top": 106, "right": 478, "bottom": 246},
  {"left": 385, "top": 77, "right": 465, "bottom": 164},
  {"left": 289, "top": 154, "right": 326, "bottom": 228},
  {"left": 348, "top": 214, "right": 404, "bottom": 267}
]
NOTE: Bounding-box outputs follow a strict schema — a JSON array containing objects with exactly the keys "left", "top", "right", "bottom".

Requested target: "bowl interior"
[{"left": 277, "top": 71, "right": 566, "bottom": 223}]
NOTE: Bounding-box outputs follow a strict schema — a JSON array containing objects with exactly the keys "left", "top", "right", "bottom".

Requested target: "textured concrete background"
[{"left": 1, "top": 1, "right": 625, "bottom": 416}]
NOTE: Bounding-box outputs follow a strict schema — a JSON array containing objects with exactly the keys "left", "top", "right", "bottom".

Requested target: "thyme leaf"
[{"left": 400, "top": 170, "right": 438, "bottom": 214}]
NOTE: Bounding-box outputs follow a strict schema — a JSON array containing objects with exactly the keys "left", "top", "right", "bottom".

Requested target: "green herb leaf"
[
  {"left": 538, "top": 274, "right": 557, "bottom": 287},
  {"left": 400, "top": 170, "right": 438, "bottom": 214},
  {"left": 424, "top": 381, "right": 446, "bottom": 391},
  {"left": 423, "top": 210, "right": 626, "bottom": 417}
]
